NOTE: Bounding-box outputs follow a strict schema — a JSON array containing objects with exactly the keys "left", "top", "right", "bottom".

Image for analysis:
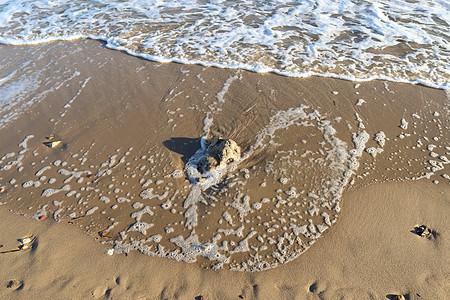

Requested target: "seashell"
[
  {"left": 19, "top": 243, "right": 30, "bottom": 250},
  {"left": 19, "top": 237, "right": 33, "bottom": 244},
  {"left": 18, "top": 236, "right": 36, "bottom": 251},
  {"left": 98, "top": 231, "right": 109, "bottom": 238},
  {"left": 105, "top": 249, "right": 114, "bottom": 255},
  {"left": 414, "top": 225, "right": 432, "bottom": 238},
  {"left": 43, "top": 140, "right": 62, "bottom": 148},
  {"left": 38, "top": 215, "right": 46, "bottom": 220}
]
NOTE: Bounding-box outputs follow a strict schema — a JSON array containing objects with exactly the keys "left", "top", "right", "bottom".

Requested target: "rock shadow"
[
  {"left": 163, "top": 137, "right": 201, "bottom": 164},
  {"left": 31, "top": 236, "right": 39, "bottom": 252}
]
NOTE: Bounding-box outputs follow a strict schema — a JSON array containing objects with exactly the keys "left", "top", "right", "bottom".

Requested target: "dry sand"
[{"left": 0, "top": 40, "right": 449, "bottom": 299}]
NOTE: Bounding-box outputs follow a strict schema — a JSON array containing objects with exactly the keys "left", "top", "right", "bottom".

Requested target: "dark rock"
[{"left": 197, "top": 137, "right": 241, "bottom": 173}]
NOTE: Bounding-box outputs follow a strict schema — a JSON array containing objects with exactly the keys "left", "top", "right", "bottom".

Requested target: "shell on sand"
[{"left": 414, "top": 225, "right": 432, "bottom": 239}]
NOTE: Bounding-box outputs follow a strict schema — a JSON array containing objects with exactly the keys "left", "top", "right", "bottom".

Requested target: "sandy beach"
[{"left": 0, "top": 40, "right": 449, "bottom": 299}]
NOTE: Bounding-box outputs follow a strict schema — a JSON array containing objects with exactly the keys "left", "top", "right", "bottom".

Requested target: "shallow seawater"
[
  {"left": 0, "top": 40, "right": 448, "bottom": 271},
  {"left": 0, "top": 0, "right": 449, "bottom": 88}
]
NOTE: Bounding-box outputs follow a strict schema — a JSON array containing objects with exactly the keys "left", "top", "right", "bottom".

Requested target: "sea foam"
[{"left": 0, "top": 0, "right": 448, "bottom": 89}]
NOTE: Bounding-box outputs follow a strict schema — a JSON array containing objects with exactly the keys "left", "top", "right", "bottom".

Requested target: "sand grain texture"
[
  {"left": 1, "top": 181, "right": 448, "bottom": 299},
  {"left": 0, "top": 40, "right": 449, "bottom": 299}
]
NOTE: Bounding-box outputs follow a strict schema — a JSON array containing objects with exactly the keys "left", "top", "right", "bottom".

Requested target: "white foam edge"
[{"left": 0, "top": 36, "right": 447, "bottom": 90}]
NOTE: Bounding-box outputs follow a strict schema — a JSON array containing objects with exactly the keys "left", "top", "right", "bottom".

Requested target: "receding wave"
[{"left": 0, "top": 0, "right": 448, "bottom": 88}]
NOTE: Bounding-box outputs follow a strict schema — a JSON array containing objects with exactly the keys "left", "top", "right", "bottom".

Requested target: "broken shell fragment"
[
  {"left": 413, "top": 225, "right": 432, "bottom": 239},
  {"left": 43, "top": 140, "right": 62, "bottom": 148},
  {"left": 0, "top": 187, "right": 5, "bottom": 193},
  {"left": 19, "top": 243, "right": 30, "bottom": 250},
  {"left": 18, "top": 236, "right": 36, "bottom": 251},
  {"left": 98, "top": 231, "right": 109, "bottom": 238},
  {"left": 19, "top": 237, "right": 33, "bottom": 245}
]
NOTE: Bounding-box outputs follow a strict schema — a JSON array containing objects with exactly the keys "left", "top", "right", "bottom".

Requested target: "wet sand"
[
  {"left": 1, "top": 182, "right": 448, "bottom": 299},
  {"left": 0, "top": 40, "right": 449, "bottom": 299}
]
